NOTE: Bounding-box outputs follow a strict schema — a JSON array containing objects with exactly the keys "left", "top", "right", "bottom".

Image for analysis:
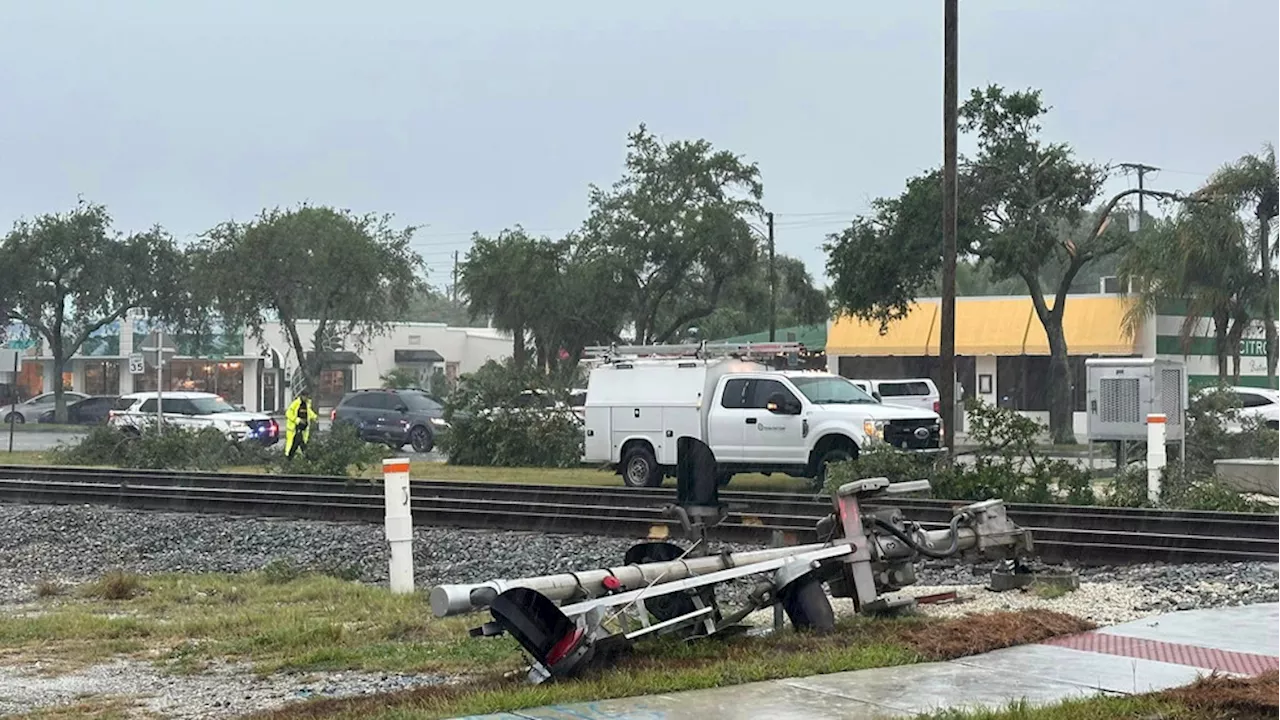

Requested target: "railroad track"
[{"left": 0, "top": 464, "right": 1275, "bottom": 565}]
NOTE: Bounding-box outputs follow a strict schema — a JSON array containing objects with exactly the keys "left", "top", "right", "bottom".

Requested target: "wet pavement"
[{"left": 459, "top": 603, "right": 1279, "bottom": 720}]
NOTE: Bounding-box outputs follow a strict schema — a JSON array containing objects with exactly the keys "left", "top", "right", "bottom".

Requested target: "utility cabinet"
[{"left": 1085, "top": 358, "right": 1187, "bottom": 442}]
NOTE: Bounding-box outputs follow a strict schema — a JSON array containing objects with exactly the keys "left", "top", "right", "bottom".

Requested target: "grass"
[
  {"left": 919, "top": 670, "right": 1279, "bottom": 720},
  {"left": 0, "top": 571, "right": 518, "bottom": 677},
  {"left": 397, "top": 463, "right": 815, "bottom": 492},
  {"left": 1, "top": 450, "right": 56, "bottom": 464},
  {"left": 4, "top": 696, "right": 150, "bottom": 719},
  {"left": 0, "top": 447, "right": 817, "bottom": 492},
  {"left": 246, "top": 610, "right": 1092, "bottom": 720},
  {"left": 2, "top": 569, "right": 1093, "bottom": 720}
]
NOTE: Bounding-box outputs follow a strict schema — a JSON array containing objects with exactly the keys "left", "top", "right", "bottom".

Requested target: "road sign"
[
  {"left": 0, "top": 349, "right": 21, "bottom": 372},
  {"left": 129, "top": 353, "right": 145, "bottom": 374}
]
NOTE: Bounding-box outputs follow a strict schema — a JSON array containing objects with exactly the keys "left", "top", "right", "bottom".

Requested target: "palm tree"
[
  {"left": 1199, "top": 146, "right": 1279, "bottom": 379},
  {"left": 1119, "top": 205, "right": 1259, "bottom": 382}
]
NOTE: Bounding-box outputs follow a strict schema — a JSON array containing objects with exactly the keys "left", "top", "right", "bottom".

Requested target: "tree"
[
  {"left": 826, "top": 168, "right": 990, "bottom": 332},
  {"left": 380, "top": 367, "right": 421, "bottom": 389},
  {"left": 458, "top": 227, "right": 560, "bottom": 367},
  {"left": 1120, "top": 200, "right": 1266, "bottom": 385},
  {"left": 459, "top": 228, "right": 630, "bottom": 375},
  {"left": 197, "top": 205, "right": 425, "bottom": 395},
  {"left": 401, "top": 288, "right": 474, "bottom": 326},
  {"left": 583, "top": 125, "right": 764, "bottom": 344},
  {"left": 0, "top": 201, "right": 186, "bottom": 421},
  {"left": 826, "top": 86, "right": 1193, "bottom": 443},
  {"left": 1198, "top": 145, "right": 1278, "bottom": 379},
  {"left": 686, "top": 255, "right": 828, "bottom": 341}
]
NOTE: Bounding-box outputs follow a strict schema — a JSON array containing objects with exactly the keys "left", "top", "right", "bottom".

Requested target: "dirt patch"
[
  {"left": 896, "top": 609, "right": 1095, "bottom": 659},
  {"left": 1158, "top": 669, "right": 1279, "bottom": 720}
]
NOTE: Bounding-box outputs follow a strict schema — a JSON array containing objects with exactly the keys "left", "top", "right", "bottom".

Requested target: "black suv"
[{"left": 331, "top": 388, "right": 447, "bottom": 453}]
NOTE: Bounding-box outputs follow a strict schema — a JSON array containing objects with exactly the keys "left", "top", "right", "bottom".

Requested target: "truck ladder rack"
[{"left": 583, "top": 341, "right": 805, "bottom": 362}]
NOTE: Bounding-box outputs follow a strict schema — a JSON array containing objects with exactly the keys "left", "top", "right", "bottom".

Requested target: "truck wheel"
[
  {"left": 815, "top": 448, "right": 854, "bottom": 489},
  {"left": 621, "top": 446, "right": 661, "bottom": 488}
]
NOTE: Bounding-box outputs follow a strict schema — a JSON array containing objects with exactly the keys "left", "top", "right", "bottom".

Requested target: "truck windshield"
[{"left": 789, "top": 376, "right": 878, "bottom": 405}]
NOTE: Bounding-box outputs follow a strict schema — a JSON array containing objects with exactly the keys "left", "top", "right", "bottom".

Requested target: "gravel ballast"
[{"left": 0, "top": 503, "right": 1275, "bottom": 718}]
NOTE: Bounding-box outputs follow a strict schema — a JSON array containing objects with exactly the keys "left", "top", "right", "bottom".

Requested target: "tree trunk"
[
  {"left": 1226, "top": 314, "right": 1247, "bottom": 385},
  {"left": 1212, "top": 310, "right": 1231, "bottom": 383},
  {"left": 511, "top": 324, "right": 527, "bottom": 367},
  {"left": 1259, "top": 219, "right": 1277, "bottom": 380},
  {"left": 1044, "top": 315, "right": 1075, "bottom": 445},
  {"left": 52, "top": 354, "right": 68, "bottom": 424}
]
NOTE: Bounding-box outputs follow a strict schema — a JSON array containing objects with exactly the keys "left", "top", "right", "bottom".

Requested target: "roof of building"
[{"left": 827, "top": 295, "right": 1137, "bottom": 357}]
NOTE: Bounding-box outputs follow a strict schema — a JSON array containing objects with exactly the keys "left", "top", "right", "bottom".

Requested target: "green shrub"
[
  {"left": 53, "top": 425, "right": 273, "bottom": 471},
  {"left": 83, "top": 570, "right": 144, "bottom": 600},
  {"left": 1101, "top": 463, "right": 1275, "bottom": 513},
  {"left": 273, "top": 422, "right": 389, "bottom": 477},
  {"left": 438, "top": 359, "right": 584, "bottom": 467},
  {"left": 826, "top": 399, "right": 1093, "bottom": 505},
  {"left": 261, "top": 558, "right": 305, "bottom": 585}
]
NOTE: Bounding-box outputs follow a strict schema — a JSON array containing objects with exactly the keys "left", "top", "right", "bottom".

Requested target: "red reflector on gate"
[
  {"left": 546, "top": 627, "right": 584, "bottom": 665},
  {"left": 602, "top": 576, "right": 622, "bottom": 591}
]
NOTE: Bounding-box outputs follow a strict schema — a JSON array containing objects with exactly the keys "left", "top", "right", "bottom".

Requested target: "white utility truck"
[{"left": 582, "top": 342, "right": 943, "bottom": 488}]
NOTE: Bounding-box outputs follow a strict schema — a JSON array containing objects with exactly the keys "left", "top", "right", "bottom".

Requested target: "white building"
[
  {"left": 2, "top": 320, "right": 512, "bottom": 413},
  {"left": 251, "top": 320, "right": 511, "bottom": 409}
]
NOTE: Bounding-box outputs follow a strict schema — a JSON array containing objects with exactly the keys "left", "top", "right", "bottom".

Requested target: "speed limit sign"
[{"left": 128, "top": 353, "right": 145, "bottom": 375}]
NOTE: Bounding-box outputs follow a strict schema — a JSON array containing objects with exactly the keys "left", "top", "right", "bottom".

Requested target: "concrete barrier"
[{"left": 1214, "top": 458, "right": 1280, "bottom": 497}]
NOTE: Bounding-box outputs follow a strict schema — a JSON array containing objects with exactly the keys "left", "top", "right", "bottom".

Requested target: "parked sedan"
[
  {"left": 1, "top": 391, "right": 90, "bottom": 424},
  {"left": 37, "top": 395, "right": 119, "bottom": 425}
]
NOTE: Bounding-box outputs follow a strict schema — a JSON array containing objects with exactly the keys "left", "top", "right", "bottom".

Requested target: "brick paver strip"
[{"left": 1042, "top": 632, "right": 1279, "bottom": 675}]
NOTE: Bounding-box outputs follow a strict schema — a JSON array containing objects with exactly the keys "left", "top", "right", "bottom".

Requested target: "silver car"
[{"left": 2, "top": 391, "right": 90, "bottom": 424}]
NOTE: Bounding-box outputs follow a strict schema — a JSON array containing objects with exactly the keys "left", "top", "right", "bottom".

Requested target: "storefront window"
[
  {"left": 84, "top": 361, "right": 121, "bottom": 396},
  {"left": 133, "top": 360, "right": 244, "bottom": 405},
  {"left": 316, "top": 368, "right": 351, "bottom": 407},
  {"left": 167, "top": 360, "right": 246, "bottom": 405},
  {"left": 16, "top": 363, "right": 42, "bottom": 399}
]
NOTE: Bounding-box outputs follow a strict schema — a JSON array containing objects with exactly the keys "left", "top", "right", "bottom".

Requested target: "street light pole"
[
  {"left": 940, "top": 0, "right": 959, "bottom": 457},
  {"left": 767, "top": 211, "right": 777, "bottom": 342}
]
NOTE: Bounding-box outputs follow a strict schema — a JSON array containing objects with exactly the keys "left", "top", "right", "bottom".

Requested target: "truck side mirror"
[{"left": 766, "top": 393, "right": 800, "bottom": 415}]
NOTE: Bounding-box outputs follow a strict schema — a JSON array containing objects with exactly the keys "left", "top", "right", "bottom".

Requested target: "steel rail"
[{"left": 0, "top": 465, "right": 1274, "bottom": 565}]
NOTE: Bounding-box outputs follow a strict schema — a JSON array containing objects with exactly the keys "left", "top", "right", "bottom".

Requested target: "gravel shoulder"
[{"left": 0, "top": 503, "right": 1275, "bottom": 719}]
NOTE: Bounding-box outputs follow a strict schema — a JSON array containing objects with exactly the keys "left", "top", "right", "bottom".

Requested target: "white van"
[{"left": 850, "top": 378, "right": 941, "bottom": 415}]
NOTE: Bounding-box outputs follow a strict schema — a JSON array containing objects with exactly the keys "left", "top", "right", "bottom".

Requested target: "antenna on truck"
[{"left": 583, "top": 341, "right": 805, "bottom": 364}]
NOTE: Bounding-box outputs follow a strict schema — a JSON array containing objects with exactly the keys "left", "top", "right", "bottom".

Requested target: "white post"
[
  {"left": 156, "top": 326, "right": 164, "bottom": 433},
  {"left": 383, "top": 458, "right": 415, "bottom": 594},
  {"left": 1146, "top": 413, "right": 1166, "bottom": 504}
]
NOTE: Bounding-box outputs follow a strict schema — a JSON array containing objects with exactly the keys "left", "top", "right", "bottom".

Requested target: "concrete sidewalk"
[{"left": 459, "top": 603, "right": 1279, "bottom": 720}]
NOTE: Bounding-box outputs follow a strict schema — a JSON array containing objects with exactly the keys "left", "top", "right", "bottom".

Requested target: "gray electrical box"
[{"left": 1085, "top": 358, "right": 1186, "bottom": 442}]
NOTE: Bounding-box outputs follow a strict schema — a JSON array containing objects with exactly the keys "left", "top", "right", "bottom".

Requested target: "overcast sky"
[{"left": 1, "top": 1, "right": 1276, "bottom": 289}]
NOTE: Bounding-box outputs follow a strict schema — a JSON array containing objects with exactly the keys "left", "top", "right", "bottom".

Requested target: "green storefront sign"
[{"left": 1155, "top": 336, "right": 1268, "bottom": 357}]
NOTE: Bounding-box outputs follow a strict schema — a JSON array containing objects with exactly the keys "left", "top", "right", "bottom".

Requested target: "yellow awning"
[
  {"left": 1023, "top": 295, "right": 1137, "bottom": 355},
  {"left": 925, "top": 298, "right": 1035, "bottom": 356},
  {"left": 827, "top": 302, "right": 938, "bottom": 356},
  {"left": 830, "top": 295, "right": 1136, "bottom": 357}
]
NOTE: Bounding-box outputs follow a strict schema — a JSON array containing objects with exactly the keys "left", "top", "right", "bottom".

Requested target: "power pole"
[
  {"left": 451, "top": 251, "right": 460, "bottom": 302},
  {"left": 767, "top": 211, "right": 777, "bottom": 342},
  {"left": 940, "top": 0, "right": 959, "bottom": 457},
  {"left": 1118, "top": 163, "right": 1159, "bottom": 230}
]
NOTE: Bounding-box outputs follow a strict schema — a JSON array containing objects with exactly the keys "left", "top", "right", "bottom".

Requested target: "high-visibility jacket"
[{"left": 284, "top": 397, "right": 318, "bottom": 454}]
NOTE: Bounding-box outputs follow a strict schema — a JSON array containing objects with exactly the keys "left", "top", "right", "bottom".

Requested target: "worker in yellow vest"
[{"left": 285, "top": 388, "right": 318, "bottom": 458}]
